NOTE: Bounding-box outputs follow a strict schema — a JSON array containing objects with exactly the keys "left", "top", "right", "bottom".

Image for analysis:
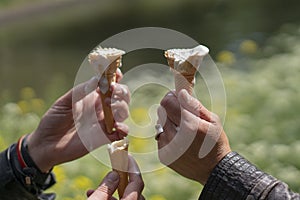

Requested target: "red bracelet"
[{"left": 16, "top": 135, "right": 27, "bottom": 169}]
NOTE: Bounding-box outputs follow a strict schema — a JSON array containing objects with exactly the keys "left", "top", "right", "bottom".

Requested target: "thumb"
[
  {"left": 88, "top": 171, "right": 119, "bottom": 200},
  {"left": 56, "top": 76, "right": 99, "bottom": 108},
  {"left": 177, "top": 89, "right": 212, "bottom": 122}
]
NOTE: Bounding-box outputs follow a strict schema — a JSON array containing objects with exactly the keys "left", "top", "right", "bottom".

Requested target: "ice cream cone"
[
  {"left": 88, "top": 47, "right": 125, "bottom": 133},
  {"left": 164, "top": 45, "right": 209, "bottom": 95},
  {"left": 108, "top": 138, "right": 129, "bottom": 198},
  {"left": 98, "top": 57, "right": 122, "bottom": 133}
]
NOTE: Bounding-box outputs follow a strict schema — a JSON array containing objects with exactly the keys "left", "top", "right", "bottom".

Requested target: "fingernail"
[
  {"left": 99, "top": 76, "right": 109, "bottom": 93},
  {"left": 107, "top": 171, "right": 119, "bottom": 182},
  {"left": 110, "top": 82, "right": 116, "bottom": 91},
  {"left": 165, "top": 91, "right": 175, "bottom": 97}
]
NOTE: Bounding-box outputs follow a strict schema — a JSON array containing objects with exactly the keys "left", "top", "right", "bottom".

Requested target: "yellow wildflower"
[
  {"left": 240, "top": 40, "right": 258, "bottom": 54},
  {"left": 20, "top": 87, "right": 36, "bottom": 100},
  {"left": 73, "top": 176, "right": 93, "bottom": 190},
  {"left": 130, "top": 107, "right": 149, "bottom": 125},
  {"left": 216, "top": 51, "right": 236, "bottom": 65},
  {"left": 18, "top": 100, "right": 30, "bottom": 114},
  {"left": 53, "top": 166, "right": 66, "bottom": 183},
  {"left": 130, "top": 137, "right": 148, "bottom": 152},
  {"left": 30, "top": 98, "right": 45, "bottom": 114}
]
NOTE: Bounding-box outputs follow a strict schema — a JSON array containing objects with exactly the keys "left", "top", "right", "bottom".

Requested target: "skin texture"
[
  {"left": 157, "top": 90, "right": 231, "bottom": 185},
  {"left": 87, "top": 156, "right": 145, "bottom": 200},
  {"left": 26, "top": 70, "right": 131, "bottom": 172}
]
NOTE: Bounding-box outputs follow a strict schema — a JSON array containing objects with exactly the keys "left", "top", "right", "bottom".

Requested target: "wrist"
[
  {"left": 198, "top": 148, "right": 232, "bottom": 184},
  {"left": 27, "top": 133, "right": 53, "bottom": 173},
  {"left": 10, "top": 135, "right": 56, "bottom": 195}
]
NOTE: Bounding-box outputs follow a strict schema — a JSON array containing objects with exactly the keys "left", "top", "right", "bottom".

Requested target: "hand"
[
  {"left": 156, "top": 90, "right": 231, "bottom": 185},
  {"left": 87, "top": 156, "right": 145, "bottom": 200},
  {"left": 26, "top": 70, "right": 130, "bottom": 172}
]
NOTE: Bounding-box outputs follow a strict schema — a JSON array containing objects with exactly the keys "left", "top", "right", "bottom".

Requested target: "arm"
[
  {"left": 157, "top": 89, "right": 300, "bottom": 200},
  {"left": 200, "top": 152, "right": 300, "bottom": 200},
  {"left": 0, "top": 74, "right": 130, "bottom": 199}
]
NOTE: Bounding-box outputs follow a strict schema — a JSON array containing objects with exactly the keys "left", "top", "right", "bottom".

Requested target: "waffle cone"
[
  {"left": 174, "top": 72, "right": 195, "bottom": 95},
  {"left": 165, "top": 53, "right": 196, "bottom": 95},
  {"left": 108, "top": 139, "right": 129, "bottom": 198},
  {"left": 99, "top": 57, "right": 122, "bottom": 133}
]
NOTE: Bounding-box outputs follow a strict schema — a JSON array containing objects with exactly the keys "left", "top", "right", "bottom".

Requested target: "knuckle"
[
  {"left": 212, "top": 113, "right": 221, "bottom": 123},
  {"left": 182, "top": 119, "right": 197, "bottom": 132},
  {"left": 160, "top": 96, "right": 170, "bottom": 108},
  {"left": 160, "top": 93, "right": 176, "bottom": 108},
  {"left": 138, "top": 179, "right": 145, "bottom": 190},
  {"left": 124, "top": 85, "right": 129, "bottom": 93},
  {"left": 196, "top": 102, "right": 203, "bottom": 112}
]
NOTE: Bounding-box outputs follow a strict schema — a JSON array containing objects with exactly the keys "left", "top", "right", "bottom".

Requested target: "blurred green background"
[{"left": 1, "top": 0, "right": 300, "bottom": 199}]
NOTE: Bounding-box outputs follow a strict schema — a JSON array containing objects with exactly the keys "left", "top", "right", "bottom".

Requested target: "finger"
[
  {"left": 104, "top": 122, "right": 129, "bottom": 142},
  {"left": 116, "top": 68, "right": 123, "bottom": 82},
  {"left": 180, "top": 105, "right": 210, "bottom": 136},
  {"left": 122, "top": 155, "right": 144, "bottom": 200},
  {"left": 87, "top": 189, "right": 118, "bottom": 199},
  {"left": 160, "top": 91, "right": 181, "bottom": 126},
  {"left": 86, "top": 189, "right": 94, "bottom": 197},
  {"left": 76, "top": 92, "right": 113, "bottom": 151},
  {"left": 114, "top": 122, "right": 129, "bottom": 136},
  {"left": 104, "top": 98, "right": 129, "bottom": 122},
  {"left": 127, "top": 155, "right": 142, "bottom": 182},
  {"left": 156, "top": 113, "right": 178, "bottom": 167},
  {"left": 157, "top": 105, "right": 167, "bottom": 127},
  {"left": 95, "top": 97, "right": 102, "bottom": 110},
  {"left": 57, "top": 76, "right": 99, "bottom": 107},
  {"left": 111, "top": 100, "right": 129, "bottom": 122},
  {"left": 88, "top": 171, "right": 119, "bottom": 200},
  {"left": 111, "top": 83, "right": 130, "bottom": 104},
  {"left": 82, "top": 92, "right": 99, "bottom": 121},
  {"left": 139, "top": 195, "right": 146, "bottom": 200},
  {"left": 157, "top": 106, "right": 204, "bottom": 165},
  {"left": 178, "top": 90, "right": 212, "bottom": 122},
  {"left": 157, "top": 117, "right": 177, "bottom": 149},
  {"left": 157, "top": 106, "right": 177, "bottom": 145}
]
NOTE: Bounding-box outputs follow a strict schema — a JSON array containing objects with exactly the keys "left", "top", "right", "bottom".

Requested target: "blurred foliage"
[
  {"left": 1, "top": 0, "right": 300, "bottom": 102},
  {"left": 1, "top": 0, "right": 300, "bottom": 199},
  {"left": 222, "top": 27, "right": 300, "bottom": 190}
]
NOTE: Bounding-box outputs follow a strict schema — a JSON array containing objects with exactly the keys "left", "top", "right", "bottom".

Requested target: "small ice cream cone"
[
  {"left": 88, "top": 47, "right": 125, "bottom": 133},
  {"left": 108, "top": 138, "right": 129, "bottom": 198},
  {"left": 164, "top": 45, "right": 209, "bottom": 95}
]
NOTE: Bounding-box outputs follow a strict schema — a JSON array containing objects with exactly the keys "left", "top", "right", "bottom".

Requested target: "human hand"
[
  {"left": 87, "top": 156, "right": 144, "bottom": 200},
  {"left": 26, "top": 70, "right": 130, "bottom": 172},
  {"left": 156, "top": 90, "right": 231, "bottom": 185}
]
